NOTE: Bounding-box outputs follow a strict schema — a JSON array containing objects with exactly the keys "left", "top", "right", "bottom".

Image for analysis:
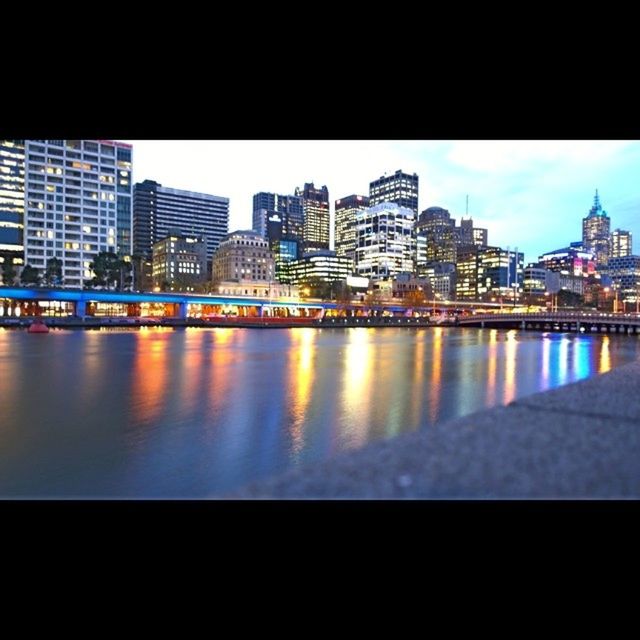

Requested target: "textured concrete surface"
[{"left": 233, "top": 359, "right": 640, "bottom": 499}]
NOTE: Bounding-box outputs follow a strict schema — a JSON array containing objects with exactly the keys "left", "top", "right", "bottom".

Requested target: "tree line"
[{"left": 0, "top": 251, "right": 133, "bottom": 290}]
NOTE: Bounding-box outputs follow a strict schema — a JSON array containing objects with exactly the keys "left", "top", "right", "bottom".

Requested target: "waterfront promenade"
[{"left": 235, "top": 356, "right": 640, "bottom": 499}]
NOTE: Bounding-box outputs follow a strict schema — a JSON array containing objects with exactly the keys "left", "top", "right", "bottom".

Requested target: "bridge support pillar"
[
  {"left": 576, "top": 321, "right": 580, "bottom": 333},
  {"left": 75, "top": 300, "right": 87, "bottom": 319},
  {"left": 521, "top": 320, "right": 526, "bottom": 330},
  {"left": 178, "top": 302, "right": 188, "bottom": 319},
  {"left": 481, "top": 321, "right": 485, "bottom": 328}
]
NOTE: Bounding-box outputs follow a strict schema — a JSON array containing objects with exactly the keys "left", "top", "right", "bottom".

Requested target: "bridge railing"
[{"left": 458, "top": 311, "right": 640, "bottom": 323}]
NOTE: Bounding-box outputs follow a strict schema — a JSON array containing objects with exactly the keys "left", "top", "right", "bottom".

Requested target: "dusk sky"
[{"left": 125, "top": 140, "right": 640, "bottom": 262}]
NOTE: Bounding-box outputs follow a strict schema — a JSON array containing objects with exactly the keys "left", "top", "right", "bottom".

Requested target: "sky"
[{"left": 125, "top": 140, "right": 640, "bottom": 263}]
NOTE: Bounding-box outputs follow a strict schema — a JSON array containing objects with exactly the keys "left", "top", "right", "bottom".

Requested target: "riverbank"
[{"left": 233, "top": 356, "right": 640, "bottom": 499}]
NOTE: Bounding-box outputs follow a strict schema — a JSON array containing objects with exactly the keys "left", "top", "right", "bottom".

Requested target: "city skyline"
[{"left": 125, "top": 140, "right": 640, "bottom": 263}]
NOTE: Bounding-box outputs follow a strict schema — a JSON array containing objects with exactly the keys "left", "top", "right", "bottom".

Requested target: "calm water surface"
[{"left": 1, "top": 326, "right": 638, "bottom": 497}]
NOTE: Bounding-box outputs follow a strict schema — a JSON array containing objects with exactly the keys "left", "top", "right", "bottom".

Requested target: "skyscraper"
[
  {"left": 252, "top": 191, "right": 304, "bottom": 245},
  {"left": 133, "top": 179, "right": 229, "bottom": 276},
  {"left": 356, "top": 202, "right": 415, "bottom": 280},
  {"left": 252, "top": 191, "right": 304, "bottom": 283},
  {"left": 369, "top": 170, "right": 419, "bottom": 214},
  {"left": 611, "top": 229, "right": 632, "bottom": 258},
  {"left": 415, "top": 206, "right": 456, "bottom": 269},
  {"left": 334, "top": 194, "right": 369, "bottom": 263},
  {"left": 582, "top": 190, "right": 611, "bottom": 267},
  {"left": 23, "top": 139, "right": 133, "bottom": 288},
  {"left": 296, "top": 183, "right": 330, "bottom": 252},
  {"left": 0, "top": 140, "right": 25, "bottom": 283}
]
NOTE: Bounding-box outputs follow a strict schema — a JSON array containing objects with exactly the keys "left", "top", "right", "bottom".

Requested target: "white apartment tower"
[
  {"left": 24, "top": 139, "right": 132, "bottom": 288},
  {"left": 356, "top": 202, "right": 416, "bottom": 280}
]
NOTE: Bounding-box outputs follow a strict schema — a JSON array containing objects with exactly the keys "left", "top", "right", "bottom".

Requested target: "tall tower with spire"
[{"left": 582, "top": 189, "right": 611, "bottom": 267}]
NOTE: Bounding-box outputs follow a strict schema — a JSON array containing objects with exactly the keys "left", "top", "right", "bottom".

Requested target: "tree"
[
  {"left": 43, "top": 257, "right": 63, "bottom": 287},
  {"left": 88, "top": 251, "right": 132, "bottom": 291},
  {"left": 1, "top": 256, "right": 16, "bottom": 286},
  {"left": 300, "top": 276, "right": 331, "bottom": 300},
  {"left": 403, "top": 288, "right": 428, "bottom": 307},
  {"left": 331, "top": 280, "right": 353, "bottom": 304},
  {"left": 20, "top": 264, "right": 41, "bottom": 286},
  {"left": 195, "top": 280, "right": 217, "bottom": 294},
  {"left": 557, "top": 289, "right": 584, "bottom": 309}
]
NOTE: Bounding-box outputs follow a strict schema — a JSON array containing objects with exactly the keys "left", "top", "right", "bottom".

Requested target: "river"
[{"left": 0, "top": 326, "right": 638, "bottom": 497}]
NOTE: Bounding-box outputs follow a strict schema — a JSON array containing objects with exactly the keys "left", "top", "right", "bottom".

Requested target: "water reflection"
[
  {"left": 572, "top": 338, "right": 592, "bottom": 381},
  {"left": 341, "top": 329, "right": 374, "bottom": 449},
  {"left": 486, "top": 329, "right": 498, "bottom": 406},
  {"left": 287, "top": 328, "right": 316, "bottom": 458},
  {"left": 599, "top": 336, "right": 611, "bottom": 373},
  {"left": 429, "top": 327, "right": 443, "bottom": 424},
  {"left": 0, "top": 327, "right": 639, "bottom": 497},
  {"left": 132, "top": 329, "right": 169, "bottom": 425},
  {"left": 541, "top": 335, "right": 551, "bottom": 391}
]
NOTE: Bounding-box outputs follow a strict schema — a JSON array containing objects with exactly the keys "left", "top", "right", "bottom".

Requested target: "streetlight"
[{"left": 544, "top": 291, "right": 557, "bottom": 312}]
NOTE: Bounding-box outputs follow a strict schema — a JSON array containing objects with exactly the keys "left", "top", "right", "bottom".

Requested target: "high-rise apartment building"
[
  {"left": 355, "top": 202, "right": 415, "bottom": 280},
  {"left": 296, "top": 183, "right": 330, "bottom": 252},
  {"left": 0, "top": 140, "right": 25, "bottom": 283},
  {"left": 334, "top": 194, "right": 369, "bottom": 263},
  {"left": 369, "top": 170, "right": 419, "bottom": 214},
  {"left": 133, "top": 180, "right": 229, "bottom": 276},
  {"left": 611, "top": 229, "right": 632, "bottom": 259},
  {"left": 22, "top": 139, "right": 133, "bottom": 288},
  {"left": 582, "top": 190, "right": 611, "bottom": 267}
]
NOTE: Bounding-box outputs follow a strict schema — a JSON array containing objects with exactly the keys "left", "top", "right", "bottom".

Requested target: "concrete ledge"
[{"left": 233, "top": 359, "right": 640, "bottom": 499}]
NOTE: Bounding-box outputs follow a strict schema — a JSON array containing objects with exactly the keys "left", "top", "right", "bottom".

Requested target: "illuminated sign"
[{"left": 346, "top": 276, "right": 369, "bottom": 288}]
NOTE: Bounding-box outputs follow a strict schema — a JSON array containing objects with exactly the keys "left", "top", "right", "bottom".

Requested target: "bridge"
[
  {"left": 458, "top": 312, "right": 640, "bottom": 335},
  {"left": 0, "top": 286, "right": 509, "bottom": 323}
]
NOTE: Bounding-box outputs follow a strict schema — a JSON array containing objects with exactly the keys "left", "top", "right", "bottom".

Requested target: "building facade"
[
  {"left": 289, "top": 250, "right": 352, "bottom": 285},
  {"left": 611, "top": 229, "right": 632, "bottom": 259},
  {"left": 538, "top": 246, "right": 595, "bottom": 277},
  {"left": 216, "top": 280, "right": 298, "bottom": 299},
  {"left": 133, "top": 179, "right": 229, "bottom": 275},
  {"left": 252, "top": 191, "right": 304, "bottom": 244},
  {"left": 295, "top": 183, "right": 330, "bottom": 252},
  {"left": 0, "top": 140, "right": 25, "bottom": 284},
  {"left": 582, "top": 190, "right": 611, "bottom": 267},
  {"left": 355, "top": 203, "right": 415, "bottom": 281},
  {"left": 415, "top": 206, "right": 456, "bottom": 269},
  {"left": 335, "top": 194, "right": 369, "bottom": 263},
  {"left": 456, "top": 246, "right": 524, "bottom": 301},
  {"left": 392, "top": 273, "right": 432, "bottom": 300},
  {"left": 369, "top": 170, "right": 419, "bottom": 214},
  {"left": 23, "top": 139, "right": 132, "bottom": 288},
  {"left": 423, "top": 262, "right": 456, "bottom": 300},
  {"left": 252, "top": 191, "right": 304, "bottom": 283},
  {"left": 605, "top": 255, "right": 640, "bottom": 304},
  {"left": 152, "top": 231, "right": 207, "bottom": 291},
  {"left": 212, "top": 230, "right": 275, "bottom": 283}
]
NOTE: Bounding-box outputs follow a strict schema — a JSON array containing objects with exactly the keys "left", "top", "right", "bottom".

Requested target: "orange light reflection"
[
  {"left": 599, "top": 335, "right": 611, "bottom": 373},
  {"left": 503, "top": 330, "right": 518, "bottom": 404},
  {"left": 429, "top": 327, "right": 443, "bottom": 424},
  {"left": 287, "top": 328, "right": 316, "bottom": 459}
]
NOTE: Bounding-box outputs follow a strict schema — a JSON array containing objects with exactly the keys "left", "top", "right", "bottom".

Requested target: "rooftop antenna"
[{"left": 466, "top": 194, "right": 469, "bottom": 217}]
